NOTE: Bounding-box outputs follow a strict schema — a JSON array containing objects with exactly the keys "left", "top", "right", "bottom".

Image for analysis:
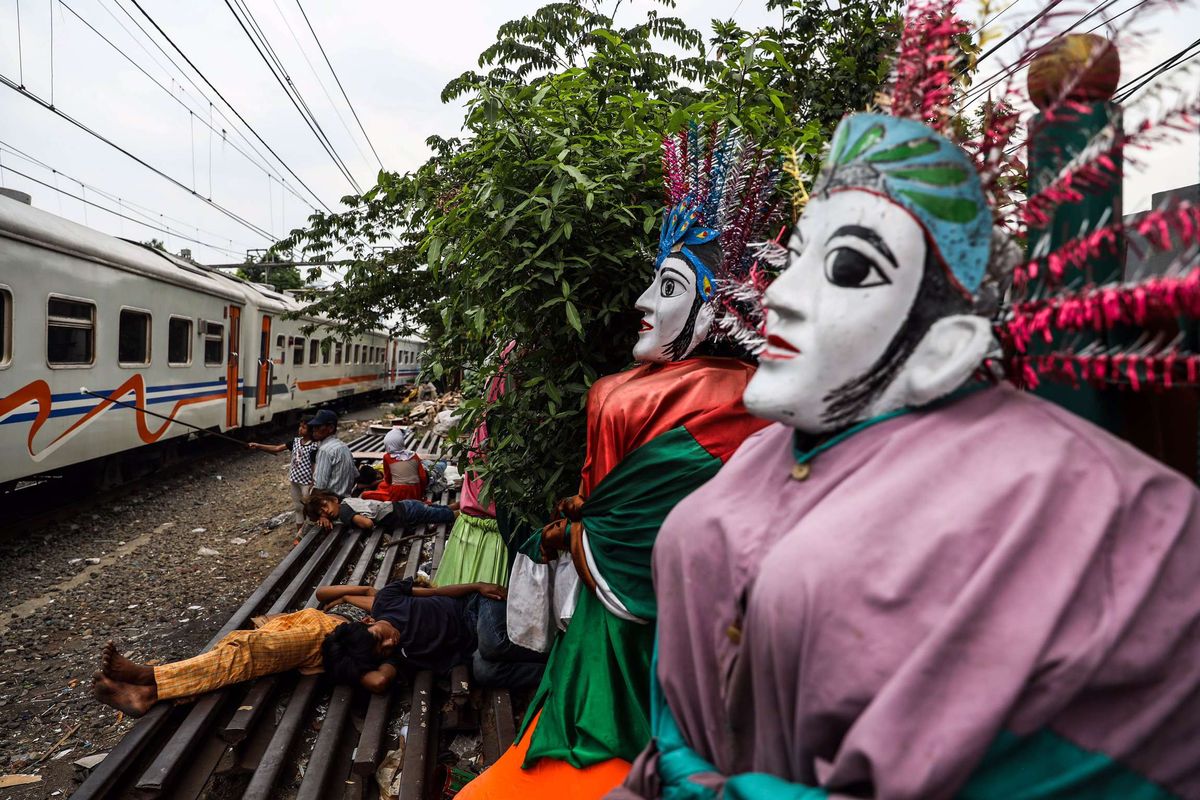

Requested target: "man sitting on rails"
[
  {"left": 309, "top": 408, "right": 357, "bottom": 499},
  {"left": 90, "top": 578, "right": 542, "bottom": 717}
]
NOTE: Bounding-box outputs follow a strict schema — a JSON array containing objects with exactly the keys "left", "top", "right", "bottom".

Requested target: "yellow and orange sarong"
[{"left": 153, "top": 608, "right": 346, "bottom": 701}]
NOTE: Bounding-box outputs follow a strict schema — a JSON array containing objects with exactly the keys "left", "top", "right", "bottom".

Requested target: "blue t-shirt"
[{"left": 371, "top": 578, "right": 476, "bottom": 673}]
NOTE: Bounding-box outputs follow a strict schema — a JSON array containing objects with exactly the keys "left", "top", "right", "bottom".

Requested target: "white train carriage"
[
  {"left": 388, "top": 336, "right": 425, "bottom": 389},
  {"left": 238, "top": 284, "right": 392, "bottom": 426},
  {"left": 0, "top": 194, "right": 395, "bottom": 488}
]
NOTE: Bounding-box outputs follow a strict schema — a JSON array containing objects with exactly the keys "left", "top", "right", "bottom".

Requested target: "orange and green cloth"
[
  {"left": 459, "top": 357, "right": 768, "bottom": 800},
  {"left": 153, "top": 608, "right": 346, "bottom": 701}
]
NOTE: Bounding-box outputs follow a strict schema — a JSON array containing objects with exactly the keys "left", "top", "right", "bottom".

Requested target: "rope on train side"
[{"left": 78, "top": 387, "right": 267, "bottom": 450}]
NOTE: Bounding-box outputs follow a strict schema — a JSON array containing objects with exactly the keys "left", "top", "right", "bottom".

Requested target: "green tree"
[
  {"left": 237, "top": 254, "right": 304, "bottom": 291},
  {"left": 277, "top": 0, "right": 901, "bottom": 522}
]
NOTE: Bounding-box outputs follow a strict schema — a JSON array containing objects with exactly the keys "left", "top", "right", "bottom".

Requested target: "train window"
[
  {"left": 203, "top": 322, "right": 224, "bottom": 366},
  {"left": 168, "top": 317, "right": 192, "bottom": 365},
  {"left": 353, "top": 344, "right": 360, "bottom": 364},
  {"left": 0, "top": 288, "right": 10, "bottom": 367},
  {"left": 293, "top": 337, "right": 305, "bottom": 365},
  {"left": 118, "top": 309, "right": 152, "bottom": 366},
  {"left": 334, "top": 341, "right": 343, "bottom": 364},
  {"left": 309, "top": 338, "right": 320, "bottom": 364},
  {"left": 322, "top": 338, "right": 331, "bottom": 364},
  {"left": 274, "top": 334, "right": 286, "bottom": 365},
  {"left": 47, "top": 296, "right": 95, "bottom": 366}
]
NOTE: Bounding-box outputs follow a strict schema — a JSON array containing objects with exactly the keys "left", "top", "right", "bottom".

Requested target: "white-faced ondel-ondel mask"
[
  {"left": 632, "top": 247, "right": 718, "bottom": 364},
  {"left": 634, "top": 123, "right": 783, "bottom": 365},
  {"left": 744, "top": 112, "right": 1013, "bottom": 434}
]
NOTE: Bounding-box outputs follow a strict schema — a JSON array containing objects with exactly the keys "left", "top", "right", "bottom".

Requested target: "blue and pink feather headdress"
[{"left": 658, "top": 122, "right": 780, "bottom": 303}]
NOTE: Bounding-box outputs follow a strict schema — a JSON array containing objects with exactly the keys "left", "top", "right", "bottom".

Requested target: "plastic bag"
[
  {"left": 553, "top": 556, "right": 580, "bottom": 630},
  {"left": 506, "top": 553, "right": 554, "bottom": 652}
]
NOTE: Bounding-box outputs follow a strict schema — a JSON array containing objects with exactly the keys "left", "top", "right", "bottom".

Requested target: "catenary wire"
[
  {"left": 293, "top": 0, "right": 384, "bottom": 170},
  {"left": 0, "top": 72, "right": 277, "bottom": 241},
  {"left": 59, "top": 0, "right": 319, "bottom": 214},
  {"left": 1114, "top": 35, "right": 1200, "bottom": 101},
  {"left": 976, "top": 0, "right": 1025, "bottom": 34},
  {"left": 270, "top": 0, "right": 373, "bottom": 170},
  {"left": 1, "top": 135, "right": 252, "bottom": 247},
  {"left": 1, "top": 163, "right": 248, "bottom": 257},
  {"left": 126, "top": 0, "right": 335, "bottom": 213},
  {"left": 233, "top": 0, "right": 362, "bottom": 182},
  {"left": 223, "top": 0, "right": 362, "bottom": 193}
]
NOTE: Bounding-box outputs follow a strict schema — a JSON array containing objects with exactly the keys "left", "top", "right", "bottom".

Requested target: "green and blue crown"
[
  {"left": 657, "top": 200, "right": 718, "bottom": 301},
  {"left": 816, "top": 113, "right": 990, "bottom": 294}
]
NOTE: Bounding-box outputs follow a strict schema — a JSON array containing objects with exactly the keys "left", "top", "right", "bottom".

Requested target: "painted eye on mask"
[
  {"left": 660, "top": 277, "right": 680, "bottom": 298},
  {"left": 824, "top": 247, "right": 892, "bottom": 289}
]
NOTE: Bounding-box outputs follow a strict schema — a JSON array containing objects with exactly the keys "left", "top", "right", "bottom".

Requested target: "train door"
[
  {"left": 225, "top": 306, "right": 241, "bottom": 428},
  {"left": 256, "top": 315, "right": 272, "bottom": 408}
]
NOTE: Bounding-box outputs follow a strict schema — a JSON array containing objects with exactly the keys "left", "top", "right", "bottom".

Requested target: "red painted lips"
[
  {"left": 639, "top": 320, "right": 654, "bottom": 332},
  {"left": 761, "top": 333, "right": 800, "bottom": 360}
]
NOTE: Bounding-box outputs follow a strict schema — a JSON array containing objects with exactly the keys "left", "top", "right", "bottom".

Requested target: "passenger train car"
[{"left": 0, "top": 194, "right": 425, "bottom": 488}]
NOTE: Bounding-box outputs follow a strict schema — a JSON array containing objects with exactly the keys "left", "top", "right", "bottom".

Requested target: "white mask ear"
[{"left": 887, "top": 314, "right": 994, "bottom": 409}]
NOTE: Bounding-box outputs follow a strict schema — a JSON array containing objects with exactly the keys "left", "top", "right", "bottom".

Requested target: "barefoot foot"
[
  {"left": 92, "top": 671, "right": 157, "bottom": 717},
  {"left": 101, "top": 641, "right": 155, "bottom": 685}
]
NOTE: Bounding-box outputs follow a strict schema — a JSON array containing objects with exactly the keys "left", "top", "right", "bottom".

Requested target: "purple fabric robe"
[{"left": 615, "top": 385, "right": 1200, "bottom": 799}]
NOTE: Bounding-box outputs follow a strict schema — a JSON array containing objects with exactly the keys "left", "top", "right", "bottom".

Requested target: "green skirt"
[{"left": 435, "top": 514, "right": 510, "bottom": 587}]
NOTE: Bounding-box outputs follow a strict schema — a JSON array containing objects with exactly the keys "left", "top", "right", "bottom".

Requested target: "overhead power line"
[
  {"left": 223, "top": 0, "right": 363, "bottom": 194},
  {"left": 0, "top": 73, "right": 276, "bottom": 241},
  {"left": 293, "top": 0, "right": 384, "bottom": 170},
  {"left": 269, "top": 0, "right": 372, "bottom": 170},
  {"left": 964, "top": 0, "right": 1142, "bottom": 106},
  {"left": 126, "top": 0, "right": 335, "bottom": 213},
  {"left": 59, "top": 0, "right": 318, "bottom": 214},
  {"left": 0, "top": 139, "right": 248, "bottom": 246},
  {"left": 1114, "top": 35, "right": 1200, "bottom": 102},
  {"left": 1, "top": 163, "right": 246, "bottom": 258},
  {"left": 976, "top": 0, "right": 1025, "bottom": 35},
  {"left": 974, "top": 0, "right": 1066, "bottom": 66}
]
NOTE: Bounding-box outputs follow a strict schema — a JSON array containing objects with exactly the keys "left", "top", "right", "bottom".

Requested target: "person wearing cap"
[
  {"left": 309, "top": 409, "right": 357, "bottom": 507},
  {"left": 248, "top": 417, "right": 319, "bottom": 537}
]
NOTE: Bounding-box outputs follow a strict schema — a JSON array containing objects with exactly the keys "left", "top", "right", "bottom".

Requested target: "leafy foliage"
[
  {"left": 276, "top": 0, "right": 901, "bottom": 523},
  {"left": 237, "top": 260, "right": 304, "bottom": 292}
]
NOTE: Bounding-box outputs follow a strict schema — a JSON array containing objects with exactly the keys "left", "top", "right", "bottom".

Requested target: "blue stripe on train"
[
  {"left": 48, "top": 378, "right": 238, "bottom": 403},
  {"left": 1, "top": 385, "right": 230, "bottom": 425}
]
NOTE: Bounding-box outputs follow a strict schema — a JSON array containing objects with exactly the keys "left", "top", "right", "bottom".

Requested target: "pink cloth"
[
  {"left": 460, "top": 341, "right": 518, "bottom": 518},
  {"left": 620, "top": 385, "right": 1200, "bottom": 799}
]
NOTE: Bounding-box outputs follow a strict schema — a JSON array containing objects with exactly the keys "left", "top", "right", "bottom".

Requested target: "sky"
[{"left": 0, "top": 0, "right": 1196, "bottom": 266}]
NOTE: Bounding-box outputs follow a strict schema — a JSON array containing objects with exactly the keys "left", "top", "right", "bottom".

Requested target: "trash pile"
[{"left": 385, "top": 390, "right": 463, "bottom": 430}]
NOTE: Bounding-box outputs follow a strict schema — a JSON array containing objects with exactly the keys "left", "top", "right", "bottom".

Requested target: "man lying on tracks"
[
  {"left": 319, "top": 577, "right": 547, "bottom": 692},
  {"left": 304, "top": 489, "right": 458, "bottom": 533},
  {"left": 91, "top": 579, "right": 543, "bottom": 717}
]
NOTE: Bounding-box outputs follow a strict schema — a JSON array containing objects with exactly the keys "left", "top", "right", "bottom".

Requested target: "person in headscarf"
[
  {"left": 457, "top": 122, "right": 780, "bottom": 800},
  {"left": 611, "top": 7, "right": 1200, "bottom": 799},
  {"left": 361, "top": 427, "right": 427, "bottom": 502}
]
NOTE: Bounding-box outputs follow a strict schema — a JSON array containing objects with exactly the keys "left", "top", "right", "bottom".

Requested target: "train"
[{"left": 0, "top": 193, "right": 425, "bottom": 489}]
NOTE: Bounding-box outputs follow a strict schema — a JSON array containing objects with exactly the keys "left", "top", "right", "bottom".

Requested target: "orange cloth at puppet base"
[{"left": 456, "top": 712, "right": 630, "bottom": 800}]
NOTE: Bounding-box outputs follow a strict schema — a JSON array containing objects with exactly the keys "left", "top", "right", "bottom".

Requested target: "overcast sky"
[{"left": 0, "top": 0, "right": 1195, "bottom": 265}]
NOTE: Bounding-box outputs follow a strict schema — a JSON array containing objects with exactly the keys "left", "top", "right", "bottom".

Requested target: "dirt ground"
[{"left": 0, "top": 413, "right": 378, "bottom": 799}]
